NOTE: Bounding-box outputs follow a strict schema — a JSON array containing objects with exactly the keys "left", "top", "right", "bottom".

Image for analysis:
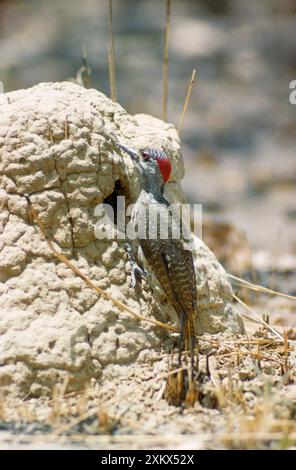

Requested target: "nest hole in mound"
[{"left": 103, "top": 179, "right": 131, "bottom": 228}]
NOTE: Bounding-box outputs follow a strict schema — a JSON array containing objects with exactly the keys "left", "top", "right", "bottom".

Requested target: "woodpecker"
[{"left": 118, "top": 143, "right": 199, "bottom": 360}]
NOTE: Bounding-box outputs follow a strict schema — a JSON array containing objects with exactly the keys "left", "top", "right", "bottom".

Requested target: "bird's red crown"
[{"left": 141, "top": 148, "right": 172, "bottom": 183}]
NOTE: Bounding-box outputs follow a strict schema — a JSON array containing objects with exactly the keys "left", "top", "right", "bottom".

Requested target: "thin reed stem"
[
  {"left": 162, "top": 0, "right": 171, "bottom": 121},
  {"left": 178, "top": 69, "right": 196, "bottom": 134},
  {"left": 107, "top": 0, "right": 117, "bottom": 101}
]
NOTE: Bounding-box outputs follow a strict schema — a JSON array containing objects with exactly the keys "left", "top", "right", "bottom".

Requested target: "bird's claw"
[
  {"left": 124, "top": 243, "right": 147, "bottom": 289},
  {"left": 131, "top": 262, "right": 147, "bottom": 288}
]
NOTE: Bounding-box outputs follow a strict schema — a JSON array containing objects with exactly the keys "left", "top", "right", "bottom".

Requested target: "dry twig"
[{"left": 229, "top": 273, "right": 296, "bottom": 302}]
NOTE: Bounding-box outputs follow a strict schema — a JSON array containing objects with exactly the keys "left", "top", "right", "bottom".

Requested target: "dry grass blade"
[
  {"left": 162, "top": 0, "right": 171, "bottom": 121},
  {"left": 284, "top": 330, "right": 290, "bottom": 373},
  {"left": 53, "top": 407, "right": 98, "bottom": 436},
  {"left": 107, "top": 0, "right": 117, "bottom": 101},
  {"left": 24, "top": 194, "right": 176, "bottom": 334},
  {"left": 178, "top": 68, "right": 196, "bottom": 134},
  {"left": 233, "top": 293, "right": 284, "bottom": 341},
  {"left": 229, "top": 273, "right": 296, "bottom": 302}
]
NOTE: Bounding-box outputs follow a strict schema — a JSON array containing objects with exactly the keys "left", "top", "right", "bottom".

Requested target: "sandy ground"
[{"left": 1, "top": 310, "right": 295, "bottom": 450}]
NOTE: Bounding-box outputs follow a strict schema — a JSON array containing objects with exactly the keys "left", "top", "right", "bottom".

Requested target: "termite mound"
[{"left": 0, "top": 82, "right": 243, "bottom": 398}]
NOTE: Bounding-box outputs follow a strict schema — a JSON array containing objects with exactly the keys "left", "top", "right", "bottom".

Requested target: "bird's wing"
[
  {"left": 140, "top": 238, "right": 180, "bottom": 307},
  {"left": 140, "top": 238, "right": 198, "bottom": 319}
]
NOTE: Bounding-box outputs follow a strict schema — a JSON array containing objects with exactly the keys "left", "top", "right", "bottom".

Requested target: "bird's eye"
[{"left": 142, "top": 151, "right": 150, "bottom": 160}]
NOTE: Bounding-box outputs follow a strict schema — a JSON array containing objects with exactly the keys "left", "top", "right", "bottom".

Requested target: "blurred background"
[{"left": 0, "top": 0, "right": 295, "bottom": 291}]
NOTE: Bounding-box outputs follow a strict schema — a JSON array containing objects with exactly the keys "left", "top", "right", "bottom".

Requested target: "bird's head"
[{"left": 118, "top": 143, "right": 172, "bottom": 187}]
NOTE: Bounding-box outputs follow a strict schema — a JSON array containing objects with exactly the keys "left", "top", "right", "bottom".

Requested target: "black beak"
[{"left": 118, "top": 143, "right": 139, "bottom": 161}]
